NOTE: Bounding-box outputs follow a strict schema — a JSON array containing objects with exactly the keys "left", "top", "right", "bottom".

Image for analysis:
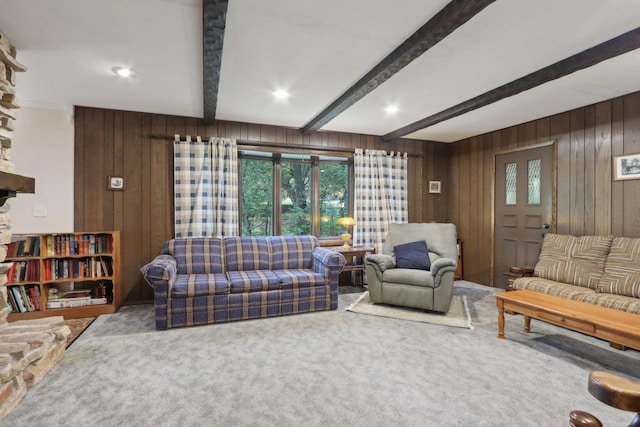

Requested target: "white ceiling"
[{"left": 2, "top": 0, "right": 640, "bottom": 143}]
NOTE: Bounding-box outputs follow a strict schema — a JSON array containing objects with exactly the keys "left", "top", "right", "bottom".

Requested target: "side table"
[{"left": 326, "top": 246, "right": 375, "bottom": 286}]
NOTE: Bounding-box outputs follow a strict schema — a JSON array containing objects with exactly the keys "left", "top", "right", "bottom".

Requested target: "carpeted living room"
[{"left": 2, "top": 1, "right": 640, "bottom": 426}]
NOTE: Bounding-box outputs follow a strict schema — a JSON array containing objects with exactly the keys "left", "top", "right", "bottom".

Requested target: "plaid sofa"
[
  {"left": 140, "top": 235, "right": 346, "bottom": 329},
  {"left": 513, "top": 233, "right": 640, "bottom": 315}
]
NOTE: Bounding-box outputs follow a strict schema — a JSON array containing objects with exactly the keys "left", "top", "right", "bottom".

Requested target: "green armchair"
[{"left": 364, "top": 223, "right": 458, "bottom": 313}]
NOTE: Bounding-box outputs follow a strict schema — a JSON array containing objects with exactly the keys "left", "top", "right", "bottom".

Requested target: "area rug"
[
  {"left": 64, "top": 317, "right": 96, "bottom": 348},
  {"left": 346, "top": 291, "right": 472, "bottom": 328}
]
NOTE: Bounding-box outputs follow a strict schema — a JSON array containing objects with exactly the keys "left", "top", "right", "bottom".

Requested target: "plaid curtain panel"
[
  {"left": 174, "top": 136, "right": 238, "bottom": 238},
  {"left": 353, "top": 149, "right": 408, "bottom": 253}
]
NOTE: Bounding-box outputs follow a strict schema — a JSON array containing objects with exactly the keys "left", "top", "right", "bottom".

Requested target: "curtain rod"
[{"left": 150, "top": 135, "right": 421, "bottom": 158}]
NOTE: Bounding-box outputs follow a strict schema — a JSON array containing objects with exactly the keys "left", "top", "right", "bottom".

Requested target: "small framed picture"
[
  {"left": 614, "top": 153, "right": 640, "bottom": 181},
  {"left": 429, "top": 181, "right": 441, "bottom": 194},
  {"left": 108, "top": 176, "right": 125, "bottom": 190}
]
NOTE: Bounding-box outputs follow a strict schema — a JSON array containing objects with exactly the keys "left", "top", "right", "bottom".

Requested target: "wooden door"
[{"left": 493, "top": 144, "right": 554, "bottom": 288}]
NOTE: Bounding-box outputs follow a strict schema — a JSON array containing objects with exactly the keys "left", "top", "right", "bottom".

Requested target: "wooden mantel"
[{"left": 0, "top": 170, "right": 34, "bottom": 206}]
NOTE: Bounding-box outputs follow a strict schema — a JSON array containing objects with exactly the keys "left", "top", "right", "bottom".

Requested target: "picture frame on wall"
[
  {"left": 429, "top": 181, "right": 441, "bottom": 193},
  {"left": 613, "top": 153, "right": 640, "bottom": 181}
]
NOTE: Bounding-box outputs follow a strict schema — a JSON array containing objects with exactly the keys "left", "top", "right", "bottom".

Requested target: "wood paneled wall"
[
  {"left": 74, "top": 107, "right": 450, "bottom": 304},
  {"left": 449, "top": 91, "right": 640, "bottom": 286}
]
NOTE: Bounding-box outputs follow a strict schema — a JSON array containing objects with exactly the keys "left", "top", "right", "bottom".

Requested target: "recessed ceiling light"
[
  {"left": 272, "top": 89, "right": 290, "bottom": 100},
  {"left": 112, "top": 67, "right": 135, "bottom": 78},
  {"left": 385, "top": 105, "right": 399, "bottom": 114}
]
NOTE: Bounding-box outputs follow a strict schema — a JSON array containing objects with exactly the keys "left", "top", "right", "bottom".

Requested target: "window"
[
  {"left": 240, "top": 153, "right": 273, "bottom": 236},
  {"left": 281, "top": 154, "right": 311, "bottom": 235},
  {"left": 240, "top": 151, "right": 351, "bottom": 238},
  {"left": 319, "top": 159, "right": 349, "bottom": 237}
]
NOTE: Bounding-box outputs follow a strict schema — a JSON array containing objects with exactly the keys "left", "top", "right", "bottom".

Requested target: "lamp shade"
[{"left": 336, "top": 216, "right": 356, "bottom": 227}]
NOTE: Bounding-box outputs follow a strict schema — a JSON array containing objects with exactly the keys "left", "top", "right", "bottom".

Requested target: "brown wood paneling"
[
  {"left": 583, "top": 105, "right": 596, "bottom": 235},
  {"left": 611, "top": 98, "right": 625, "bottom": 237},
  {"left": 83, "top": 108, "right": 105, "bottom": 231},
  {"left": 570, "top": 109, "right": 585, "bottom": 236},
  {"left": 623, "top": 92, "right": 640, "bottom": 236},
  {"left": 450, "top": 91, "right": 640, "bottom": 287},
  {"left": 73, "top": 107, "right": 85, "bottom": 231},
  {"left": 594, "top": 102, "right": 612, "bottom": 236},
  {"left": 75, "top": 107, "right": 441, "bottom": 304}
]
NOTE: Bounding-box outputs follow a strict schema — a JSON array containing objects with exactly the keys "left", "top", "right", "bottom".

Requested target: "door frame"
[{"left": 490, "top": 140, "right": 558, "bottom": 287}]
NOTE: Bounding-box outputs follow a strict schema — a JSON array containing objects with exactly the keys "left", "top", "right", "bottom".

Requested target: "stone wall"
[{"left": 0, "top": 28, "right": 70, "bottom": 421}]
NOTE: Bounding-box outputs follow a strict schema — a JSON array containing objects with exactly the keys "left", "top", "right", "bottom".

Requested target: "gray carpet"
[{"left": 4, "top": 281, "right": 640, "bottom": 426}]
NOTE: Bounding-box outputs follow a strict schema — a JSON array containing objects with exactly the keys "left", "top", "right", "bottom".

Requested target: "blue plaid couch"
[{"left": 140, "top": 235, "right": 346, "bottom": 329}]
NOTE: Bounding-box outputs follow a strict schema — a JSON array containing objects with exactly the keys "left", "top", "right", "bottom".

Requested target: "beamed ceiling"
[{"left": 2, "top": 0, "right": 640, "bottom": 143}]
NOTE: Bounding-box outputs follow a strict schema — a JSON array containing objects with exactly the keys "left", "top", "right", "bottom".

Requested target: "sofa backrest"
[
  {"left": 597, "top": 237, "right": 640, "bottom": 298},
  {"left": 162, "top": 238, "right": 225, "bottom": 274},
  {"left": 382, "top": 223, "right": 458, "bottom": 262},
  {"left": 162, "top": 235, "right": 320, "bottom": 273},
  {"left": 224, "top": 236, "right": 270, "bottom": 271},
  {"left": 268, "top": 235, "right": 318, "bottom": 270},
  {"left": 534, "top": 233, "right": 613, "bottom": 289}
]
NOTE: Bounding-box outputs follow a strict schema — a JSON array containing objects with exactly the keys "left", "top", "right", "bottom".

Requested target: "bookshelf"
[{"left": 5, "top": 231, "right": 120, "bottom": 320}]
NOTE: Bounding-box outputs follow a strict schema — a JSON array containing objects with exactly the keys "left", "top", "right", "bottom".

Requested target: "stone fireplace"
[{"left": 0, "top": 28, "right": 70, "bottom": 420}]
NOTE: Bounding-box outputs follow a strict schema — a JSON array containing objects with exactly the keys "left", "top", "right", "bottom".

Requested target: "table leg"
[
  {"left": 497, "top": 299, "right": 505, "bottom": 339},
  {"left": 524, "top": 315, "right": 531, "bottom": 333}
]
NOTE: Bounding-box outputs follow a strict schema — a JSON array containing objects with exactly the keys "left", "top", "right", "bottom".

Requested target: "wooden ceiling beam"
[
  {"left": 300, "top": 0, "right": 496, "bottom": 135},
  {"left": 203, "top": 0, "right": 229, "bottom": 124},
  {"left": 383, "top": 26, "right": 640, "bottom": 141}
]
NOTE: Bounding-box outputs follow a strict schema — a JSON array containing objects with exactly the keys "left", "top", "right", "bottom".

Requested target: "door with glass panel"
[{"left": 493, "top": 144, "right": 554, "bottom": 288}]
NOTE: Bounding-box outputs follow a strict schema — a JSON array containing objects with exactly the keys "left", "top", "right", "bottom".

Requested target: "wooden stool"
[{"left": 569, "top": 371, "right": 640, "bottom": 426}]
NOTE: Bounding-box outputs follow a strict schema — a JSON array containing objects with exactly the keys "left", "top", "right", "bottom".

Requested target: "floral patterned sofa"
[
  {"left": 140, "top": 235, "right": 346, "bottom": 329},
  {"left": 512, "top": 233, "right": 640, "bottom": 315}
]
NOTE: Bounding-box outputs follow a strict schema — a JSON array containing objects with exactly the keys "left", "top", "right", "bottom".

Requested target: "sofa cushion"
[
  {"left": 590, "top": 292, "right": 640, "bottom": 315},
  {"left": 512, "top": 276, "right": 597, "bottom": 303},
  {"left": 383, "top": 268, "right": 434, "bottom": 288},
  {"left": 163, "top": 238, "right": 225, "bottom": 274},
  {"left": 273, "top": 269, "right": 325, "bottom": 289},
  {"left": 533, "top": 234, "right": 613, "bottom": 289},
  {"left": 227, "top": 270, "right": 281, "bottom": 293},
  {"left": 224, "top": 237, "right": 270, "bottom": 271},
  {"left": 596, "top": 237, "right": 640, "bottom": 298},
  {"left": 269, "top": 235, "right": 317, "bottom": 270},
  {"left": 394, "top": 240, "right": 431, "bottom": 270},
  {"left": 172, "top": 273, "right": 230, "bottom": 298}
]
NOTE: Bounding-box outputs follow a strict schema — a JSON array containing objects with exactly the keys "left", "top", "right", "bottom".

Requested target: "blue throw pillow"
[{"left": 394, "top": 240, "right": 431, "bottom": 270}]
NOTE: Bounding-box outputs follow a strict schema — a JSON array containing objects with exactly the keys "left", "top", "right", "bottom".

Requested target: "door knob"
[{"left": 542, "top": 223, "right": 550, "bottom": 229}]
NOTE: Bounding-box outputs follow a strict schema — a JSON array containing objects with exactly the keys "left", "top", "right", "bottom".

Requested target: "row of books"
[
  {"left": 5, "top": 236, "right": 41, "bottom": 257},
  {"left": 44, "top": 257, "right": 113, "bottom": 281},
  {"left": 6, "top": 285, "right": 40, "bottom": 313},
  {"left": 45, "top": 234, "right": 113, "bottom": 257},
  {"left": 7, "top": 260, "right": 40, "bottom": 283},
  {"left": 47, "top": 284, "right": 109, "bottom": 309}
]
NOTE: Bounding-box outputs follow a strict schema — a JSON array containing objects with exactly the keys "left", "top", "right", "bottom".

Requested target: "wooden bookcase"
[{"left": 5, "top": 231, "right": 120, "bottom": 320}]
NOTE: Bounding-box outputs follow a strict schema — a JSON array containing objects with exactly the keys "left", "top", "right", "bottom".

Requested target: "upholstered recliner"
[{"left": 364, "top": 223, "right": 458, "bottom": 313}]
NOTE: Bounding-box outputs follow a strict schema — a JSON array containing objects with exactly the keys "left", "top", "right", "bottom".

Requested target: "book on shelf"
[
  {"left": 10, "top": 287, "right": 26, "bottom": 312},
  {"left": 27, "top": 286, "right": 40, "bottom": 311},
  {"left": 19, "top": 285, "right": 34, "bottom": 311}
]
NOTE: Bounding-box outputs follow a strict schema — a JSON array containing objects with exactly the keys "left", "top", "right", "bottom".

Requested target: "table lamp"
[{"left": 336, "top": 216, "right": 356, "bottom": 248}]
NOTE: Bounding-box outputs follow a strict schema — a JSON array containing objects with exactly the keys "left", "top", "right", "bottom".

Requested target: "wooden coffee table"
[{"left": 495, "top": 290, "right": 640, "bottom": 351}]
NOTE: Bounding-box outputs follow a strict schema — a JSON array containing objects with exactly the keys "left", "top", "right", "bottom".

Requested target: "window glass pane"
[
  {"left": 241, "top": 158, "right": 273, "bottom": 236},
  {"left": 281, "top": 160, "right": 311, "bottom": 235},
  {"left": 528, "top": 159, "right": 541, "bottom": 205},
  {"left": 505, "top": 163, "right": 517, "bottom": 205},
  {"left": 319, "top": 163, "right": 349, "bottom": 237}
]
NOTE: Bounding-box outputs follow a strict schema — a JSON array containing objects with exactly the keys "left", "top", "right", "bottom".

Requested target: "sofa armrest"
[
  {"left": 430, "top": 257, "right": 457, "bottom": 283},
  {"left": 312, "top": 247, "right": 346, "bottom": 278},
  {"left": 364, "top": 254, "right": 396, "bottom": 272},
  {"left": 140, "top": 254, "right": 178, "bottom": 288}
]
